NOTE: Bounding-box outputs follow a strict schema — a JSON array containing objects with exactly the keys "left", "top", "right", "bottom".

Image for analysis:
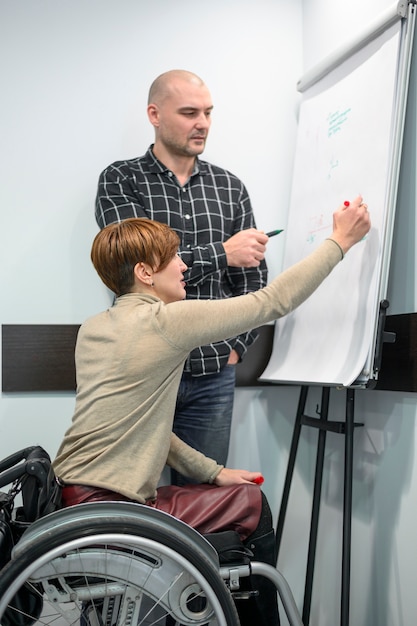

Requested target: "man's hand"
[
  {"left": 223, "top": 229, "right": 269, "bottom": 267},
  {"left": 227, "top": 349, "right": 239, "bottom": 365}
]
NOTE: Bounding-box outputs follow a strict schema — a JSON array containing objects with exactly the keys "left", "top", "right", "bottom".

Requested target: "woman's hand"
[
  {"left": 214, "top": 467, "right": 264, "bottom": 486},
  {"left": 330, "top": 195, "right": 371, "bottom": 254}
]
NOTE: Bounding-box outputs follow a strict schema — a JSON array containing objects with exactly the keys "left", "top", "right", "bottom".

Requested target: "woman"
[{"left": 53, "top": 196, "right": 370, "bottom": 624}]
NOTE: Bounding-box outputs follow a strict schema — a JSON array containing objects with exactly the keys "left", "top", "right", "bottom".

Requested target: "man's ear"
[
  {"left": 147, "top": 103, "right": 160, "bottom": 128},
  {"left": 134, "top": 262, "right": 154, "bottom": 286}
]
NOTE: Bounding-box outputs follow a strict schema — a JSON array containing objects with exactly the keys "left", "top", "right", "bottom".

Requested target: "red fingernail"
[
  {"left": 344, "top": 201, "right": 350, "bottom": 207},
  {"left": 253, "top": 476, "right": 264, "bottom": 485}
]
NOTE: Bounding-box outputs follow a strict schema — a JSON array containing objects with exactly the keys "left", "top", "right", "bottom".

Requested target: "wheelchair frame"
[{"left": 0, "top": 448, "right": 303, "bottom": 626}]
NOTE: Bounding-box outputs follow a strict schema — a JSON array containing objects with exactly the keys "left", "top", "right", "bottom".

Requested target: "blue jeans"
[{"left": 171, "top": 365, "right": 236, "bottom": 486}]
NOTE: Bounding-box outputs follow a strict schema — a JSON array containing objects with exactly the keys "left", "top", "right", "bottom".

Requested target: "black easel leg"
[
  {"left": 275, "top": 385, "right": 308, "bottom": 562},
  {"left": 341, "top": 388, "right": 354, "bottom": 626},
  {"left": 276, "top": 385, "right": 357, "bottom": 626},
  {"left": 302, "top": 387, "right": 329, "bottom": 626}
]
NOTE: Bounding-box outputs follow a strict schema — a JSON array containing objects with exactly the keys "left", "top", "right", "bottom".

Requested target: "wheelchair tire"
[{"left": 0, "top": 501, "right": 240, "bottom": 626}]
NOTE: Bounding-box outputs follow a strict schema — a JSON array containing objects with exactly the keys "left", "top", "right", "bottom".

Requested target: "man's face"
[{"left": 152, "top": 79, "right": 213, "bottom": 158}]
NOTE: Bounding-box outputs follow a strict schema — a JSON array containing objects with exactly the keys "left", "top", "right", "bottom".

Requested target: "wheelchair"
[{"left": 0, "top": 447, "right": 303, "bottom": 626}]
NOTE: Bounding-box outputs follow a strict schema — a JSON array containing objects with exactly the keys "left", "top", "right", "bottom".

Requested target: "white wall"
[
  {"left": 1, "top": 2, "right": 416, "bottom": 626},
  {"left": 0, "top": 0, "right": 302, "bottom": 453}
]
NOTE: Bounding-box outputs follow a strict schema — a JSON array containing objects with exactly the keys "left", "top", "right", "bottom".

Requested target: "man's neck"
[{"left": 152, "top": 144, "right": 196, "bottom": 186}]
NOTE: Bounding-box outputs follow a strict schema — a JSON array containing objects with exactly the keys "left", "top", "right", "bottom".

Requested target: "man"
[{"left": 95, "top": 69, "right": 269, "bottom": 484}]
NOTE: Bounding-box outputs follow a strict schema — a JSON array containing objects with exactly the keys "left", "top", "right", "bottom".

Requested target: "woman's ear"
[{"left": 134, "top": 262, "right": 154, "bottom": 287}]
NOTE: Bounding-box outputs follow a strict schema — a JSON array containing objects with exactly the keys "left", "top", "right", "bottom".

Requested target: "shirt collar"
[{"left": 144, "top": 145, "right": 208, "bottom": 178}]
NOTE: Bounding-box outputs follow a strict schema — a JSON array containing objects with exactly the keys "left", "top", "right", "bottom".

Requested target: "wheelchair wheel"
[{"left": 0, "top": 501, "right": 240, "bottom": 626}]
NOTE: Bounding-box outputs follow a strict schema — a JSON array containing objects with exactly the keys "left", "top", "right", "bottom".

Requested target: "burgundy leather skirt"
[{"left": 61, "top": 482, "right": 262, "bottom": 541}]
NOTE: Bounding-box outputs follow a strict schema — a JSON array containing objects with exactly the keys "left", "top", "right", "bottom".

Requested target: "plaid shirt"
[{"left": 95, "top": 146, "right": 268, "bottom": 376}]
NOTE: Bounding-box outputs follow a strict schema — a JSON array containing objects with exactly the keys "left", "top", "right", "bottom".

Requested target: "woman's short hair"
[{"left": 91, "top": 218, "right": 180, "bottom": 296}]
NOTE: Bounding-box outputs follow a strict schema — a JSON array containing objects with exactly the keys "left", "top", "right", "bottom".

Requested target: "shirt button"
[
  {"left": 182, "top": 188, "right": 186, "bottom": 192},
  {"left": 168, "top": 171, "right": 173, "bottom": 177},
  {"left": 184, "top": 214, "right": 191, "bottom": 220}
]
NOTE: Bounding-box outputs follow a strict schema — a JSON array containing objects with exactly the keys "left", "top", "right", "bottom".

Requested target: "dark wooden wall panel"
[
  {"left": 2, "top": 325, "right": 80, "bottom": 392},
  {"left": 2, "top": 323, "right": 274, "bottom": 392},
  {"left": 375, "top": 313, "right": 417, "bottom": 392},
  {"left": 3, "top": 317, "right": 414, "bottom": 393}
]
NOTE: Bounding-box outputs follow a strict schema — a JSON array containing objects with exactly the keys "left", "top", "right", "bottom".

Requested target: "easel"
[
  {"left": 275, "top": 301, "right": 395, "bottom": 626},
  {"left": 275, "top": 385, "right": 361, "bottom": 626}
]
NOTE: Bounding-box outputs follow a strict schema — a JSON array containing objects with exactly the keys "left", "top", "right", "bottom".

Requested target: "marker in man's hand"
[{"left": 266, "top": 229, "right": 284, "bottom": 237}]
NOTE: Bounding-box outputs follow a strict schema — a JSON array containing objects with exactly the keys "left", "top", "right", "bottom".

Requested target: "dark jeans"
[{"left": 171, "top": 366, "right": 236, "bottom": 486}]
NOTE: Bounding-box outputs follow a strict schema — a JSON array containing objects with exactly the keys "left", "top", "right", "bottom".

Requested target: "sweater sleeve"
[
  {"left": 157, "top": 238, "right": 344, "bottom": 354},
  {"left": 166, "top": 433, "right": 223, "bottom": 483}
]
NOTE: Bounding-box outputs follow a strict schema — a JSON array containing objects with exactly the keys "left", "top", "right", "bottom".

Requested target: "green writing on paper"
[{"left": 327, "top": 107, "right": 352, "bottom": 138}]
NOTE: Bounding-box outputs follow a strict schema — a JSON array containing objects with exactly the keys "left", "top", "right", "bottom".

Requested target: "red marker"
[
  {"left": 253, "top": 476, "right": 264, "bottom": 485},
  {"left": 344, "top": 200, "right": 350, "bottom": 207}
]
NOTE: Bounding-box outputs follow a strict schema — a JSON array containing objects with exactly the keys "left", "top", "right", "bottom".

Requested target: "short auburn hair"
[{"left": 91, "top": 218, "right": 180, "bottom": 296}]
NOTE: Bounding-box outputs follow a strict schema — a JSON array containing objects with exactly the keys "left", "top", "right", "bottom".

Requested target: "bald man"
[{"left": 95, "top": 70, "right": 269, "bottom": 486}]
